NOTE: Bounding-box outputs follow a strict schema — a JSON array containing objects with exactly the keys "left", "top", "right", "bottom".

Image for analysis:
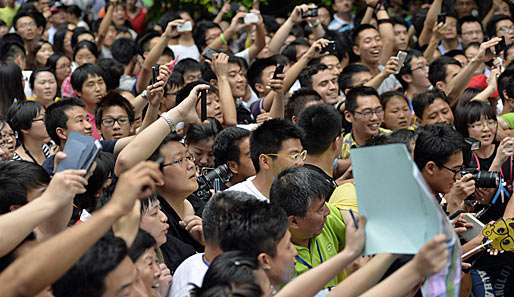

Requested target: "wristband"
[
  {"left": 377, "top": 19, "right": 393, "bottom": 25},
  {"left": 220, "top": 33, "right": 227, "bottom": 45}
]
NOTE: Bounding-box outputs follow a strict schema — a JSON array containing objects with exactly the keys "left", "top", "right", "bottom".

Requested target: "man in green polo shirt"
[{"left": 270, "top": 166, "right": 348, "bottom": 289}]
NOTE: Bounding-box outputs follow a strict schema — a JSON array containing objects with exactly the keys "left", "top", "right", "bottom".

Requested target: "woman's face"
[
  {"left": 467, "top": 116, "right": 497, "bottom": 147},
  {"left": 134, "top": 248, "right": 161, "bottom": 292},
  {"left": 383, "top": 96, "right": 411, "bottom": 130},
  {"left": 55, "top": 56, "right": 71, "bottom": 82},
  {"left": 36, "top": 43, "right": 54, "bottom": 66},
  {"left": 64, "top": 30, "right": 74, "bottom": 56},
  {"left": 112, "top": 5, "right": 126, "bottom": 27},
  {"left": 75, "top": 47, "right": 96, "bottom": 66},
  {"left": 33, "top": 71, "right": 57, "bottom": 107},
  {"left": 26, "top": 109, "right": 50, "bottom": 142},
  {"left": 195, "top": 92, "right": 223, "bottom": 124},
  {"left": 140, "top": 201, "right": 169, "bottom": 247}
]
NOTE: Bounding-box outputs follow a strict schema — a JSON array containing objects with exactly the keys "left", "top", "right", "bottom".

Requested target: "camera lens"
[{"left": 474, "top": 171, "right": 499, "bottom": 188}]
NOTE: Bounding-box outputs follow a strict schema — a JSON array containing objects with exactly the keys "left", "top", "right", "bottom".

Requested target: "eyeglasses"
[
  {"left": 161, "top": 154, "right": 196, "bottom": 168},
  {"left": 266, "top": 150, "right": 307, "bottom": 162},
  {"left": 410, "top": 64, "right": 429, "bottom": 72},
  {"left": 101, "top": 117, "right": 130, "bottom": 127},
  {"left": 438, "top": 164, "right": 464, "bottom": 180},
  {"left": 498, "top": 26, "right": 514, "bottom": 34},
  {"left": 468, "top": 119, "right": 497, "bottom": 130},
  {"left": 353, "top": 108, "right": 384, "bottom": 119},
  {"left": 461, "top": 30, "right": 482, "bottom": 36}
]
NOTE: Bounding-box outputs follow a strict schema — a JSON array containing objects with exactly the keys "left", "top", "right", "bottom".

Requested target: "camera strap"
[{"left": 491, "top": 181, "right": 510, "bottom": 205}]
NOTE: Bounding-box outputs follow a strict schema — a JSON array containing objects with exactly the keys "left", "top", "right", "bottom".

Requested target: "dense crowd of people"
[{"left": 0, "top": 0, "right": 514, "bottom": 296}]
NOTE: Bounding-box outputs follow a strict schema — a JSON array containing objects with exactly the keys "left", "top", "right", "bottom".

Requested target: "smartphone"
[
  {"left": 496, "top": 36, "right": 507, "bottom": 54},
  {"left": 272, "top": 64, "right": 284, "bottom": 79},
  {"left": 397, "top": 51, "right": 408, "bottom": 68},
  {"left": 302, "top": 7, "right": 318, "bottom": 18},
  {"left": 151, "top": 64, "right": 159, "bottom": 85},
  {"left": 200, "top": 90, "right": 207, "bottom": 122},
  {"left": 244, "top": 13, "right": 259, "bottom": 24},
  {"left": 321, "top": 41, "right": 336, "bottom": 54},
  {"left": 437, "top": 13, "right": 447, "bottom": 25},
  {"left": 177, "top": 21, "right": 192, "bottom": 32},
  {"left": 203, "top": 48, "right": 217, "bottom": 61},
  {"left": 461, "top": 213, "right": 485, "bottom": 242}
]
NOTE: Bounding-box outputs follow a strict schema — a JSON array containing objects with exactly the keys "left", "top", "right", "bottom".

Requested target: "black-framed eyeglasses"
[
  {"left": 353, "top": 108, "right": 384, "bottom": 119},
  {"left": 160, "top": 154, "right": 196, "bottom": 169},
  {"left": 101, "top": 117, "right": 130, "bottom": 127},
  {"left": 438, "top": 164, "right": 464, "bottom": 179}
]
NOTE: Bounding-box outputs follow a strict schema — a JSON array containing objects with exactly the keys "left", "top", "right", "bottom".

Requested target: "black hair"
[
  {"left": 137, "top": 30, "right": 160, "bottom": 53},
  {"left": 128, "top": 229, "right": 157, "bottom": 262},
  {"left": 96, "top": 58, "right": 124, "bottom": 91},
  {"left": 428, "top": 56, "right": 461, "bottom": 87},
  {"left": 33, "top": 40, "right": 54, "bottom": 67},
  {"left": 412, "top": 89, "right": 449, "bottom": 119},
  {"left": 190, "top": 251, "right": 262, "bottom": 297},
  {"left": 270, "top": 167, "right": 333, "bottom": 217},
  {"left": 12, "top": 10, "right": 37, "bottom": 30},
  {"left": 202, "top": 191, "right": 288, "bottom": 257},
  {"left": 52, "top": 234, "right": 128, "bottom": 297},
  {"left": 228, "top": 55, "right": 248, "bottom": 72},
  {"left": 0, "top": 62, "right": 26, "bottom": 116},
  {"left": 498, "top": 64, "right": 514, "bottom": 101},
  {"left": 66, "top": 4, "right": 83, "bottom": 19},
  {"left": 0, "top": 36, "right": 26, "bottom": 66},
  {"left": 299, "top": 63, "right": 330, "bottom": 89},
  {"left": 29, "top": 66, "right": 56, "bottom": 90},
  {"left": 458, "top": 15, "right": 483, "bottom": 35},
  {"left": 285, "top": 88, "right": 322, "bottom": 122},
  {"left": 45, "top": 97, "right": 85, "bottom": 144},
  {"left": 193, "top": 20, "right": 222, "bottom": 51},
  {"left": 173, "top": 58, "right": 203, "bottom": 85},
  {"left": 53, "top": 24, "right": 70, "bottom": 55},
  {"left": 213, "top": 127, "right": 251, "bottom": 167},
  {"left": 148, "top": 133, "right": 184, "bottom": 162},
  {"left": 158, "top": 11, "right": 181, "bottom": 33},
  {"left": 247, "top": 56, "right": 279, "bottom": 94},
  {"left": 380, "top": 90, "right": 409, "bottom": 110},
  {"left": 185, "top": 119, "right": 223, "bottom": 144},
  {"left": 281, "top": 38, "right": 310, "bottom": 63},
  {"left": 454, "top": 101, "right": 496, "bottom": 138},
  {"left": 339, "top": 63, "right": 371, "bottom": 92},
  {"left": 46, "top": 52, "right": 69, "bottom": 75},
  {"left": 298, "top": 103, "right": 342, "bottom": 155},
  {"left": 414, "top": 123, "right": 464, "bottom": 170},
  {"left": 396, "top": 49, "right": 424, "bottom": 89},
  {"left": 71, "top": 27, "right": 95, "bottom": 50},
  {"left": 111, "top": 38, "right": 140, "bottom": 65},
  {"left": 0, "top": 160, "right": 50, "bottom": 214},
  {"left": 6, "top": 100, "right": 44, "bottom": 142},
  {"left": 486, "top": 14, "right": 512, "bottom": 38},
  {"left": 95, "top": 92, "right": 136, "bottom": 127},
  {"left": 351, "top": 24, "right": 379, "bottom": 60},
  {"left": 364, "top": 129, "right": 418, "bottom": 155},
  {"left": 71, "top": 63, "right": 106, "bottom": 93},
  {"left": 250, "top": 119, "right": 304, "bottom": 172},
  {"left": 345, "top": 86, "right": 380, "bottom": 113},
  {"left": 72, "top": 40, "right": 99, "bottom": 62}
]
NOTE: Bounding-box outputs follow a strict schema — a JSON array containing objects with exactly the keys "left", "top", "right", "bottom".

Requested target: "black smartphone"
[
  {"left": 496, "top": 36, "right": 507, "bottom": 54},
  {"left": 200, "top": 90, "right": 207, "bottom": 122},
  {"left": 203, "top": 48, "right": 217, "bottom": 61},
  {"left": 301, "top": 7, "right": 318, "bottom": 18},
  {"left": 321, "top": 41, "right": 336, "bottom": 54},
  {"left": 151, "top": 64, "right": 160, "bottom": 85},
  {"left": 273, "top": 64, "right": 284, "bottom": 79},
  {"left": 437, "top": 13, "right": 446, "bottom": 25}
]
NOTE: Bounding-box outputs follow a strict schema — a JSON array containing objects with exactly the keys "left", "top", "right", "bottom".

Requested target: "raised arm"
[
  {"left": 207, "top": 12, "right": 247, "bottom": 50},
  {"left": 96, "top": 0, "right": 116, "bottom": 49},
  {"left": 365, "top": 56, "right": 399, "bottom": 89},
  {"left": 115, "top": 84, "right": 209, "bottom": 175},
  {"left": 268, "top": 5, "right": 306, "bottom": 55},
  {"left": 423, "top": 22, "right": 446, "bottom": 63},
  {"left": 210, "top": 53, "right": 237, "bottom": 126},
  {"left": 0, "top": 161, "right": 164, "bottom": 297},
  {"left": 418, "top": 0, "right": 443, "bottom": 47},
  {"left": 213, "top": 2, "right": 231, "bottom": 25},
  {"left": 246, "top": 11, "right": 266, "bottom": 61},
  {"left": 360, "top": 0, "right": 379, "bottom": 25},
  {"left": 377, "top": 6, "right": 395, "bottom": 65}
]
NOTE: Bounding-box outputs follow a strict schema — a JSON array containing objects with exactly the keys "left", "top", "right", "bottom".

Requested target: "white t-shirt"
[
  {"left": 169, "top": 44, "right": 201, "bottom": 62},
  {"left": 168, "top": 253, "right": 208, "bottom": 297},
  {"left": 226, "top": 176, "right": 268, "bottom": 202}
]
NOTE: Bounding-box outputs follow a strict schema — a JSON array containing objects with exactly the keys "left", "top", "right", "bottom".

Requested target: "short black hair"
[
  {"left": 95, "top": 92, "right": 136, "bottom": 127},
  {"left": 191, "top": 251, "right": 262, "bottom": 297},
  {"left": 250, "top": 119, "right": 304, "bottom": 172},
  {"left": 29, "top": 66, "right": 56, "bottom": 90},
  {"left": 128, "top": 229, "right": 156, "bottom": 262},
  {"left": 71, "top": 63, "right": 106, "bottom": 93},
  {"left": 72, "top": 40, "right": 99, "bottom": 62},
  {"left": 186, "top": 119, "right": 223, "bottom": 144},
  {"left": 414, "top": 124, "right": 464, "bottom": 170},
  {"left": 298, "top": 103, "right": 342, "bottom": 155},
  {"left": 111, "top": 38, "right": 140, "bottom": 65},
  {"left": 71, "top": 27, "right": 94, "bottom": 49},
  {"left": 412, "top": 89, "right": 449, "bottom": 119},
  {"left": 339, "top": 63, "right": 371, "bottom": 91},
  {"left": 380, "top": 90, "right": 409, "bottom": 110},
  {"left": 299, "top": 63, "right": 329, "bottom": 89},
  {"left": 202, "top": 191, "right": 288, "bottom": 258},
  {"left": 12, "top": 11, "right": 37, "bottom": 30},
  {"left": 285, "top": 88, "right": 322, "bottom": 121},
  {"left": 270, "top": 167, "right": 333, "bottom": 217},
  {"left": 281, "top": 38, "right": 310, "bottom": 63},
  {"left": 396, "top": 49, "right": 424, "bottom": 89},
  {"left": 247, "top": 56, "right": 279, "bottom": 94},
  {"left": 52, "top": 234, "right": 128, "bottom": 297},
  {"left": 148, "top": 133, "right": 184, "bottom": 162},
  {"left": 429, "top": 56, "right": 461, "bottom": 87},
  {"left": 137, "top": 30, "right": 161, "bottom": 53},
  {"left": 6, "top": 100, "right": 44, "bottom": 142},
  {"left": 45, "top": 97, "right": 85, "bottom": 144},
  {"left": 213, "top": 127, "right": 251, "bottom": 167},
  {"left": 458, "top": 15, "right": 483, "bottom": 35},
  {"left": 96, "top": 58, "right": 124, "bottom": 91},
  {"left": 345, "top": 86, "right": 380, "bottom": 113},
  {"left": 454, "top": 101, "right": 496, "bottom": 138},
  {"left": 173, "top": 58, "right": 203, "bottom": 85},
  {"left": 174, "top": 80, "right": 211, "bottom": 106},
  {"left": 0, "top": 160, "right": 50, "bottom": 214},
  {"left": 193, "top": 20, "right": 222, "bottom": 50}
]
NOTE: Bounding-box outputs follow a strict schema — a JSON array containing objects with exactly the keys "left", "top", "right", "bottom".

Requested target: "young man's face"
[
  {"left": 333, "top": 0, "right": 352, "bottom": 14},
  {"left": 183, "top": 70, "right": 202, "bottom": 85},
  {"left": 264, "top": 230, "right": 297, "bottom": 286},
  {"left": 269, "top": 138, "right": 305, "bottom": 177},
  {"left": 227, "top": 63, "right": 248, "bottom": 98},
  {"left": 16, "top": 16, "right": 37, "bottom": 41},
  {"left": 436, "top": 63, "right": 461, "bottom": 93},
  {"left": 460, "top": 21, "right": 484, "bottom": 46},
  {"left": 102, "top": 257, "right": 137, "bottom": 297},
  {"left": 100, "top": 105, "right": 132, "bottom": 140},
  {"left": 320, "top": 55, "right": 343, "bottom": 76},
  {"left": 312, "top": 69, "right": 339, "bottom": 105},
  {"left": 78, "top": 74, "right": 107, "bottom": 107},
  {"left": 393, "top": 24, "right": 409, "bottom": 51},
  {"left": 455, "top": 0, "right": 476, "bottom": 17},
  {"left": 346, "top": 95, "right": 383, "bottom": 139},
  {"left": 353, "top": 28, "right": 383, "bottom": 65},
  {"left": 230, "top": 136, "right": 256, "bottom": 182},
  {"left": 424, "top": 151, "right": 464, "bottom": 195},
  {"left": 420, "top": 98, "right": 454, "bottom": 126},
  {"left": 62, "top": 106, "right": 93, "bottom": 141},
  {"left": 255, "top": 65, "right": 276, "bottom": 97},
  {"left": 350, "top": 71, "right": 373, "bottom": 87},
  {"left": 406, "top": 56, "right": 431, "bottom": 89},
  {"left": 443, "top": 17, "right": 458, "bottom": 40}
]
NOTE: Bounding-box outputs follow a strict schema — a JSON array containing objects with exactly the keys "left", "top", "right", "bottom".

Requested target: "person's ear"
[
  {"left": 291, "top": 115, "right": 299, "bottom": 124},
  {"left": 435, "top": 81, "right": 446, "bottom": 92},
  {"left": 56, "top": 127, "right": 67, "bottom": 143},
  {"left": 288, "top": 215, "right": 301, "bottom": 231},
  {"left": 352, "top": 44, "right": 360, "bottom": 56},
  {"left": 209, "top": 78, "right": 217, "bottom": 86},
  {"left": 227, "top": 160, "right": 239, "bottom": 175},
  {"left": 402, "top": 73, "right": 412, "bottom": 84},
  {"left": 259, "top": 154, "right": 273, "bottom": 170},
  {"left": 255, "top": 82, "right": 266, "bottom": 94},
  {"left": 344, "top": 110, "right": 353, "bottom": 124},
  {"left": 425, "top": 161, "right": 437, "bottom": 176},
  {"left": 257, "top": 252, "right": 273, "bottom": 271}
]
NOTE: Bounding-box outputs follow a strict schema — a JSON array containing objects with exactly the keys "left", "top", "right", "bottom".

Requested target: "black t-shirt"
[{"left": 158, "top": 195, "right": 204, "bottom": 273}]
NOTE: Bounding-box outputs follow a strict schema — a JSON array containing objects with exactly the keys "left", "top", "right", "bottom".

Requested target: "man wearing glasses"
[
  {"left": 396, "top": 50, "right": 432, "bottom": 101},
  {"left": 96, "top": 92, "right": 135, "bottom": 140},
  {"left": 227, "top": 119, "right": 305, "bottom": 201}
]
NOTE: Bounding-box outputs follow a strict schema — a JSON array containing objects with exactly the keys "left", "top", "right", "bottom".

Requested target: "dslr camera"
[
  {"left": 193, "top": 164, "right": 233, "bottom": 201},
  {"left": 460, "top": 168, "right": 499, "bottom": 188}
]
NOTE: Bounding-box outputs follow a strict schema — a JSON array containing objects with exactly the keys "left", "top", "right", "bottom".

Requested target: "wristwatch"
[{"left": 160, "top": 112, "right": 176, "bottom": 133}]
